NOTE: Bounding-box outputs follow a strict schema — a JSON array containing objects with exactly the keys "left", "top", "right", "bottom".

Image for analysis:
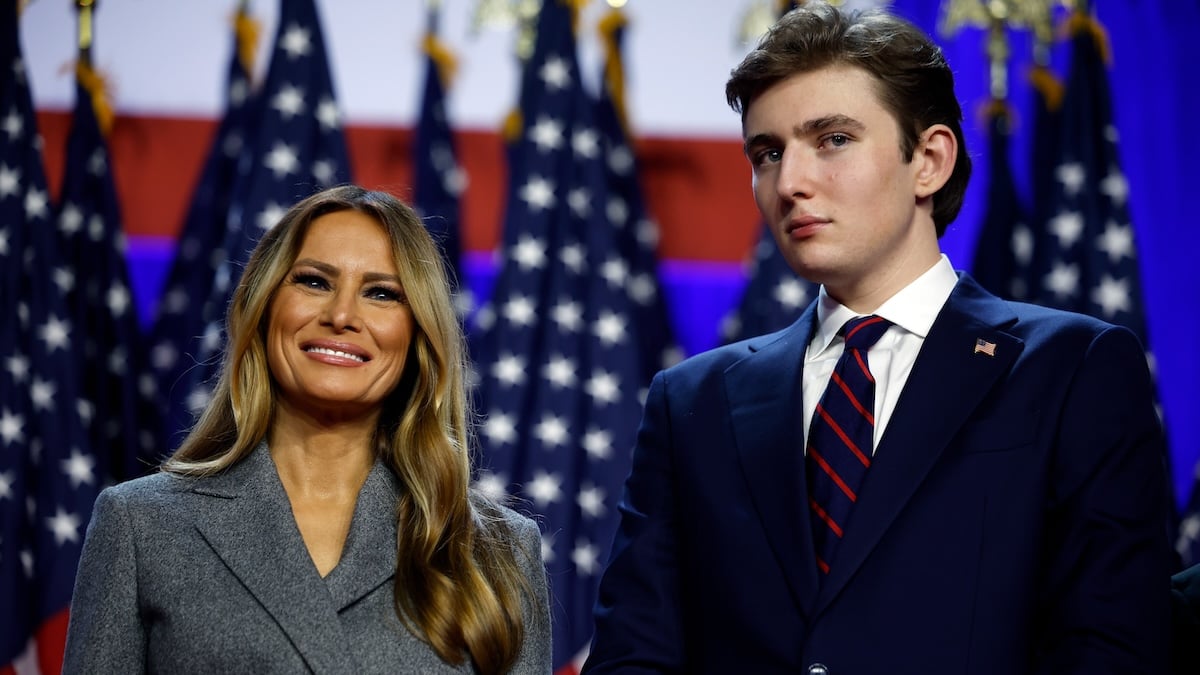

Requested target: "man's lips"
[{"left": 785, "top": 216, "right": 830, "bottom": 238}]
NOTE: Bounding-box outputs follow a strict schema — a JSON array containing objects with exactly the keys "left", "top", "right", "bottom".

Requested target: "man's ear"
[{"left": 913, "top": 124, "right": 957, "bottom": 198}]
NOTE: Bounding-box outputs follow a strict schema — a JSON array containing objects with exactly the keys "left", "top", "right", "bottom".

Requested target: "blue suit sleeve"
[
  {"left": 62, "top": 486, "right": 147, "bottom": 674},
  {"left": 1034, "top": 325, "right": 1172, "bottom": 674},
  {"left": 584, "top": 372, "right": 685, "bottom": 674}
]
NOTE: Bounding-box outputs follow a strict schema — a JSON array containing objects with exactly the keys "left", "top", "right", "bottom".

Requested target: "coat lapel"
[
  {"left": 814, "top": 275, "right": 1024, "bottom": 613},
  {"left": 323, "top": 459, "right": 400, "bottom": 611},
  {"left": 726, "top": 308, "right": 822, "bottom": 619},
  {"left": 189, "top": 445, "right": 359, "bottom": 675}
]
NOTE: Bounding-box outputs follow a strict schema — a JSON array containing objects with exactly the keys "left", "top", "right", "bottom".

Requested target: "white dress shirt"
[{"left": 801, "top": 255, "right": 959, "bottom": 453}]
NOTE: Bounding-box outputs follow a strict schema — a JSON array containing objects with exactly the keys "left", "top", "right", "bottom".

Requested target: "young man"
[{"left": 583, "top": 3, "right": 1171, "bottom": 673}]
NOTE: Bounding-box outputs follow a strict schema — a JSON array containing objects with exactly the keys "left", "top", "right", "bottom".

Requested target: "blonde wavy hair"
[{"left": 163, "top": 185, "right": 531, "bottom": 672}]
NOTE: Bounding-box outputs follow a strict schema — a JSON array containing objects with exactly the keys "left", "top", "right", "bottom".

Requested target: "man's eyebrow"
[
  {"left": 798, "top": 114, "right": 866, "bottom": 136},
  {"left": 744, "top": 114, "right": 868, "bottom": 154}
]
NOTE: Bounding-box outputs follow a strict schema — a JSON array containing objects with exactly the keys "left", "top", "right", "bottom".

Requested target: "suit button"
[{"left": 807, "top": 664, "right": 829, "bottom": 675}]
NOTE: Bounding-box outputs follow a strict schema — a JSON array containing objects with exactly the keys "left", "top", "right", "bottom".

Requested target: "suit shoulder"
[
  {"left": 1004, "top": 300, "right": 1144, "bottom": 349},
  {"left": 97, "top": 470, "right": 198, "bottom": 512}
]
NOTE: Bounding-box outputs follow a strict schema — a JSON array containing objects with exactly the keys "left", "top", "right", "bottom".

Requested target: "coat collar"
[
  {"left": 188, "top": 443, "right": 400, "bottom": 674},
  {"left": 726, "top": 274, "right": 1023, "bottom": 621}
]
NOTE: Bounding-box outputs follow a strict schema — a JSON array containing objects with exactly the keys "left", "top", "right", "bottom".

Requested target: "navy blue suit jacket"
[{"left": 585, "top": 275, "right": 1171, "bottom": 674}]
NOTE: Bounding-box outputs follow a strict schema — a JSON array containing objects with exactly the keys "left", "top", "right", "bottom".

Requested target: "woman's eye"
[
  {"left": 366, "top": 286, "right": 403, "bottom": 302},
  {"left": 292, "top": 273, "right": 328, "bottom": 289}
]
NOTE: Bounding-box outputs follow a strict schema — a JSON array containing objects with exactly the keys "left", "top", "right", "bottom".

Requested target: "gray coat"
[{"left": 62, "top": 445, "right": 552, "bottom": 674}]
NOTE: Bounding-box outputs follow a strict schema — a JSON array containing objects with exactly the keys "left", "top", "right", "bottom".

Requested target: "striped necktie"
[{"left": 805, "top": 314, "right": 892, "bottom": 576}]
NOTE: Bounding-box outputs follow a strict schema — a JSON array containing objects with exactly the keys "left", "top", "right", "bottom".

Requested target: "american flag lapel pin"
[{"left": 974, "top": 338, "right": 997, "bottom": 357}]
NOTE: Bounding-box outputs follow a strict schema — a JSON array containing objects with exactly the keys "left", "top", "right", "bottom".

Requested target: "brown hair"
[
  {"left": 726, "top": 1, "right": 971, "bottom": 235},
  {"left": 163, "top": 185, "right": 532, "bottom": 673}
]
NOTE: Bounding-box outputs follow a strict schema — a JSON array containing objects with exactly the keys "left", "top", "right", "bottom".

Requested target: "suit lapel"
[
  {"left": 189, "top": 445, "right": 358, "bottom": 675},
  {"left": 814, "top": 275, "right": 1024, "bottom": 613},
  {"left": 323, "top": 459, "right": 399, "bottom": 611},
  {"left": 726, "top": 308, "right": 821, "bottom": 619}
]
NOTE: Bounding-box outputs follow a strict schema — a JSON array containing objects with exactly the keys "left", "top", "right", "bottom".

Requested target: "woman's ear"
[{"left": 913, "top": 124, "right": 957, "bottom": 198}]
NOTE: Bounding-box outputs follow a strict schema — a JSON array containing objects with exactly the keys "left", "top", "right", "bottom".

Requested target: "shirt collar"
[{"left": 810, "top": 254, "right": 958, "bottom": 357}]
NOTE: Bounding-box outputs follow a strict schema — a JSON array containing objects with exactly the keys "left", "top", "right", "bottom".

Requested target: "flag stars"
[
  {"left": 582, "top": 428, "right": 613, "bottom": 460},
  {"left": 1097, "top": 222, "right": 1134, "bottom": 262},
  {"left": 311, "top": 159, "right": 337, "bottom": 186},
  {"left": 586, "top": 371, "right": 620, "bottom": 405},
  {"left": 30, "top": 378, "right": 54, "bottom": 412},
  {"left": 1091, "top": 275, "right": 1131, "bottom": 317},
  {"left": 533, "top": 415, "right": 570, "bottom": 448},
  {"left": 520, "top": 176, "right": 556, "bottom": 211},
  {"left": 1048, "top": 210, "right": 1084, "bottom": 248},
  {"left": 512, "top": 235, "right": 548, "bottom": 270},
  {"left": 502, "top": 295, "right": 537, "bottom": 327},
  {"left": 577, "top": 484, "right": 607, "bottom": 519},
  {"left": 0, "top": 163, "right": 19, "bottom": 198},
  {"left": 315, "top": 96, "right": 340, "bottom": 130},
  {"left": 559, "top": 244, "right": 585, "bottom": 273},
  {"left": 62, "top": 449, "right": 96, "bottom": 488},
  {"left": 272, "top": 85, "right": 306, "bottom": 119},
  {"left": 264, "top": 142, "right": 300, "bottom": 178},
  {"left": 1043, "top": 263, "right": 1080, "bottom": 299},
  {"left": 568, "top": 188, "right": 591, "bottom": 217},
  {"left": 572, "top": 540, "right": 601, "bottom": 576},
  {"left": 0, "top": 408, "right": 24, "bottom": 446},
  {"left": 474, "top": 472, "right": 509, "bottom": 501},
  {"left": 25, "top": 187, "right": 48, "bottom": 220},
  {"left": 1012, "top": 224, "right": 1033, "bottom": 265},
  {"left": 2, "top": 109, "right": 22, "bottom": 138},
  {"left": 38, "top": 315, "right": 71, "bottom": 352},
  {"left": 483, "top": 412, "right": 518, "bottom": 446},
  {"left": 601, "top": 258, "right": 628, "bottom": 288},
  {"left": 107, "top": 282, "right": 131, "bottom": 316},
  {"left": 543, "top": 355, "right": 577, "bottom": 389},
  {"left": 572, "top": 128, "right": 599, "bottom": 159},
  {"left": 1056, "top": 162, "right": 1086, "bottom": 196},
  {"left": 551, "top": 300, "right": 583, "bottom": 332},
  {"left": 492, "top": 353, "right": 528, "bottom": 387},
  {"left": 6, "top": 354, "right": 29, "bottom": 382},
  {"left": 47, "top": 508, "right": 82, "bottom": 546},
  {"left": 257, "top": 202, "right": 287, "bottom": 231},
  {"left": 608, "top": 145, "right": 634, "bottom": 175},
  {"left": 52, "top": 267, "right": 75, "bottom": 295},
  {"left": 1100, "top": 169, "right": 1129, "bottom": 206},
  {"left": 773, "top": 278, "right": 810, "bottom": 310},
  {"left": 59, "top": 203, "right": 83, "bottom": 235},
  {"left": 593, "top": 311, "right": 628, "bottom": 346},
  {"left": 528, "top": 116, "right": 564, "bottom": 152},
  {"left": 539, "top": 56, "right": 571, "bottom": 90},
  {"left": 526, "top": 471, "right": 563, "bottom": 507},
  {"left": 280, "top": 24, "right": 312, "bottom": 59},
  {"left": 0, "top": 470, "right": 13, "bottom": 500}
]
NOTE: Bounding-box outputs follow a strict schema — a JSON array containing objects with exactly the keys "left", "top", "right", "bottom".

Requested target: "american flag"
[
  {"left": 1, "top": 1, "right": 98, "bottom": 670},
  {"left": 720, "top": 223, "right": 819, "bottom": 344},
  {"left": 56, "top": 58, "right": 160, "bottom": 483},
  {"left": 1018, "top": 13, "right": 1183, "bottom": 561},
  {"left": 412, "top": 7, "right": 469, "bottom": 316},
  {"left": 148, "top": 3, "right": 259, "bottom": 448},
  {"left": 969, "top": 103, "right": 1033, "bottom": 301},
  {"left": 179, "top": 0, "right": 351, "bottom": 417},
  {"left": 470, "top": 0, "right": 645, "bottom": 668},
  {"left": 594, "top": 8, "right": 680, "bottom": 386}
]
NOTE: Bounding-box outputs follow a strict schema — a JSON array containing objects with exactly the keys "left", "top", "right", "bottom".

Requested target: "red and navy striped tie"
[{"left": 806, "top": 314, "right": 892, "bottom": 576}]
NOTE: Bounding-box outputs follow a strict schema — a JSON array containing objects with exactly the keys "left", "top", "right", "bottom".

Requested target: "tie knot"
[{"left": 840, "top": 315, "right": 891, "bottom": 350}]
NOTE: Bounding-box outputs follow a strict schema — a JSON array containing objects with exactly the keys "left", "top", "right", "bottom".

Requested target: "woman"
[{"left": 63, "top": 185, "right": 551, "bottom": 674}]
